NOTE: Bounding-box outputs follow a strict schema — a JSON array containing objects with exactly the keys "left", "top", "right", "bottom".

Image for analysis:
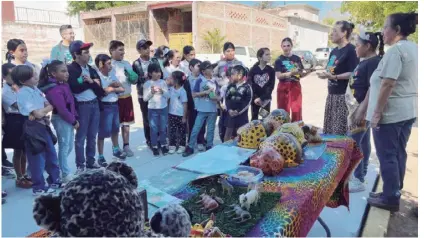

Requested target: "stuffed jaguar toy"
[
  {"left": 263, "top": 109, "right": 291, "bottom": 135},
  {"left": 32, "top": 162, "right": 148, "bottom": 237},
  {"left": 237, "top": 120, "right": 267, "bottom": 149},
  {"left": 250, "top": 147, "right": 285, "bottom": 176},
  {"left": 273, "top": 123, "right": 307, "bottom": 147},
  {"left": 150, "top": 204, "right": 192, "bottom": 237},
  {"left": 258, "top": 132, "right": 303, "bottom": 168}
]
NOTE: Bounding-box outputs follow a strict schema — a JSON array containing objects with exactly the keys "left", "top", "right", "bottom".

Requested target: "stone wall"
[{"left": 194, "top": 1, "right": 288, "bottom": 53}]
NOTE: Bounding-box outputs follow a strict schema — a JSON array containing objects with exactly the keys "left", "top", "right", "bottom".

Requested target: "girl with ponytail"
[
  {"left": 6, "top": 39, "right": 41, "bottom": 76},
  {"left": 180, "top": 45, "right": 195, "bottom": 76},
  {"left": 162, "top": 50, "right": 182, "bottom": 81},
  {"left": 247, "top": 47, "right": 275, "bottom": 120},
  {"left": 366, "top": 12, "right": 418, "bottom": 211},
  {"left": 346, "top": 29, "right": 384, "bottom": 193}
]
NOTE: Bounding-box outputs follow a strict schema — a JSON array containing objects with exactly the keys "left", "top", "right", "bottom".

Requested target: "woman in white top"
[
  {"left": 180, "top": 45, "right": 195, "bottom": 76},
  {"left": 163, "top": 50, "right": 182, "bottom": 81}
]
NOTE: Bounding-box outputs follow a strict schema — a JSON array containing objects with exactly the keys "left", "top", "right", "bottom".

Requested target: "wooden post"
[{"left": 111, "top": 14, "right": 116, "bottom": 40}]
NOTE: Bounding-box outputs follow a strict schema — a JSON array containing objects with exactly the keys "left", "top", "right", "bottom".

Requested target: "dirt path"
[{"left": 386, "top": 127, "right": 418, "bottom": 237}]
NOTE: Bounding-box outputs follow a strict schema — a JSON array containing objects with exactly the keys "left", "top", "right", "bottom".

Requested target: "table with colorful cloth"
[{"left": 164, "top": 134, "right": 363, "bottom": 237}]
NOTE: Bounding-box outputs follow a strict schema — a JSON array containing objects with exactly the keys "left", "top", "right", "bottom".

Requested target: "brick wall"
[{"left": 194, "top": 2, "right": 288, "bottom": 53}]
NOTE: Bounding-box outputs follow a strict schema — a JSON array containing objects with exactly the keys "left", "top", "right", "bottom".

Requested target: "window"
[
  {"left": 248, "top": 47, "right": 256, "bottom": 57},
  {"left": 235, "top": 47, "right": 247, "bottom": 56}
]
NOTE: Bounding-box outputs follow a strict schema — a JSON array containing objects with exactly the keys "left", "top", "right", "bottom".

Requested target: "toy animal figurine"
[
  {"left": 196, "top": 193, "right": 224, "bottom": 213},
  {"left": 209, "top": 188, "right": 216, "bottom": 197},
  {"left": 239, "top": 188, "right": 260, "bottom": 211},
  {"left": 217, "top": 176, "right": 234, "bottom": 196},
  {"left": 225, "top": 204, "right": 252, "bottom": 223},
  {"left": 204, "top": 227, "right": 226, "bottom": 237},
  {"left": 302, "top": 125, "right": 322, "bottom": 143}
]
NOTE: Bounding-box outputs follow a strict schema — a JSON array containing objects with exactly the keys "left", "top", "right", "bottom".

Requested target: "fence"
[{"left": 14, "top": 7, "right": 80, "bottom": 27}]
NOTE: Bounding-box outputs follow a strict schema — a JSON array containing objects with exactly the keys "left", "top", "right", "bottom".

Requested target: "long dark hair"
[
  {"left": 388, "top": 12, "right": 418, "bottom": 37},
  {"left": 253, "top": 47, "right": 270, "bottom": 68},
  {"left": 39, "top": 60, "right": 65, "bottom": 87},
  {"left": 6, "top": 39, "right": 25, "bottom": 63},
  {"left": 181, "top": 45, "right": 195, "bottom": 61},
  {"left": 11, "top": 65, "right": 34, "bottom": 87},
  {"left": 172, "top": 70, "right": 186, "bottom": 87},
  {"left": 335, "top": 21, "right": 355, "bottom": 39},
  {"left": 163, "top": 50, "right": 178, "bottom": 67}
]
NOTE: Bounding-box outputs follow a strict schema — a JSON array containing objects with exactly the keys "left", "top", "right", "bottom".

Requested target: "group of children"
[{"left": 2, "top": 37, "right": 279, "bottom": 195}]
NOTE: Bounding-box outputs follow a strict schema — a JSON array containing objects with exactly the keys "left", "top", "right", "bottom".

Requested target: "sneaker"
[
  {"left": 86, "top": 162, "right": 101, "bottom": 169},
  {"left": 182, "top": 147, "right": 194, "bottom": 157},
  {"left": 33, "top": 188, "right": 56, "bottom": 196},
  {"left": 177, "top": 146, "right": 186, "bottom": 154},
  {"left": 50, "top": 183, "right": 64, "bottom": 189},
  {"left": 168, "top": 146, "right": 177, "bottom": 154},
  {"left": 349, "top": 178, "right": 366, "bottom": 193},
  {"left": 197, "top": 144, "right": 206, "bottom": 151},
  {"left": 206, "top": 146, "right": 212, "bottom": 151},
  {"left": 2, "top": 191, "right": 7, "bottom": 198},
  {"left": 124, "top": 145, "right": 134, "bottom": 157},
  {"left": 367, "top": 196, "right": 400, "bottom": 212},
  {"left": 2, "top": 160, "right": 13, "bottom": 168},
  {"left": 2, "top": 167, "right": 16, "bottom": 179},
  {"left": 113, "top": 149, "right": 127, "bottom": 161},
  {"left": 161, "top": 146, "right": 169, "bottom": 155},
  {"left": 98, "top": 157, "right": 108, "bottom": 167},
  {"left": 152, "top": 147, "right": 160, "bottom": 157},
  {"left": 23, "top": 174, "right": 32, "bottom": 181},
  {"left": 75, "top": 167, "right": 85, "bottom": 175},
  {"left": 16, "top": 177, "right": 32, "bottom": 189}
]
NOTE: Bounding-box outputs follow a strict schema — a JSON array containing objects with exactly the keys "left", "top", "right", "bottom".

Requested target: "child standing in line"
[
  {"left": 95, "top": 54, "right": 127, "bottom": 165},
  {"left": 109, "top": 40, "right": 138, "bottom": 157},
  {"left": 183, "top": 61, "right": 220, "bottom": 157},
  {"left": 2, "top": 63, "right": 32, "bottom": 188},
  {"left": 168, "top": 71, "right": 188, "bottom": 154},
  {"left": 187, "top": 59, "right": 207, "bottom": 150},
  {"left": 38, "top": 60, "right": 78, "bottom": 182},
  {"left": 218, "top": 67, "right": 232, "bottom": 142},
  {"left": 13, "top": 65, "right": 61, "bottom": 195},
  {"left": 143, "top": 63, "right": 170, "bottom": 156},
  {"left": 248, "top": 48, "right": 275, "bottom": 121},
  {"left": 224, "top": 65, "right": 252, "bottom": 142},
  {"left": 180, "top": 45, "right": 196, "bottom": 76}
]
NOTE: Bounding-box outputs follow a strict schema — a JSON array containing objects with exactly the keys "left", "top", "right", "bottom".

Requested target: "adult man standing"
[{"left": 50, "top": 25, "right": 75, "bottom": 64}]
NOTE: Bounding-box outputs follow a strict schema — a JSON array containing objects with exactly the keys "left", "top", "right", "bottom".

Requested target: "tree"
[
  {"left": 341, "top": 1, "right": 418, "bottom": 42},
  {"left": 67, "top": 1, "right": 138, "bottom": 16},
  {"left": 202, "top": 28, "right": 226, "bottom": 53},
  {"left": 255, "top": 1, "right": 274, "bottom": 10}
]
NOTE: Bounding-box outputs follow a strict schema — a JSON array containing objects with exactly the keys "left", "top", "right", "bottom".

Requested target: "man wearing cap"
[
  {"left": 183, "top": 61, "right": 220, "bottom": 157},
  {"left": 132, "top": 39, "right": 162, "bottom": 149},
  {"left": 67, "top": 40, "right": 105, "bottom": 173},
  {"left": 50, "top": 25, "right": 75, "bottom": 64}
]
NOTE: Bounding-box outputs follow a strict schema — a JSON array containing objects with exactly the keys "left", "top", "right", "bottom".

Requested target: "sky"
[{"left": 234, "top": 1, "right": 344, "bottom": 20}]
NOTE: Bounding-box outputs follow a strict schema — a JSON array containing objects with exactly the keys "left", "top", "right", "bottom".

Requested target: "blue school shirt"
[
  {"left": 193, "top": 75, "right": 218, "bottom": 113},
  {"left": 17, "top": 86, "right": 47, "bottom": 116}
]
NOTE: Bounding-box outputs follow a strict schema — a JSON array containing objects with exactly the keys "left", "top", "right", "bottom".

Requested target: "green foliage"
[
  {"left": 202, "top": 28, "right": 226, "bottom": 54},
  {"left": 255, "top": 1, "right": 275, "bottom": 10},
  {"left": 322, "top": 17, "right": 336, "bottom": 26},
  {"left": 341, "top": 1, "right": 418, "bottom": 42},
  {"left": 67, "top": 1, "right": 137, "bottom": 16}
]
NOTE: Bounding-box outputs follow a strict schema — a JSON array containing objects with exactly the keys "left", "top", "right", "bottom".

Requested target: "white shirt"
[
  {"left": 17, "top": 86, "right": 47, "bottom": 116},
  {"left": 99, "top": 72, "right": 119, "bottom": 102},
  {"left": 169, "top": 86, "right": 188, "bottom": 116},
  {"left": 143, "top": 79, "right": 169, "bottom": 109},
  {"left": 179, "top": 60, "right": 191, "bottom": 77},
  {"left": 163, "top": 65, "right": 183, "bottom": 80},
  {"left": 111, "top": 59, "right": 133, "bottom": 96},
  {"left": 73, "top": 65, "right": 97, "bottom": 102},
  {"left": 2, "top": 83, "right": 20, "bottom": 114}
]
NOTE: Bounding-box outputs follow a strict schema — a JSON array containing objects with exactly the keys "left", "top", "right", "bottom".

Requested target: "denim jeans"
[
  {"left": 148, "top": 107, "right": 168, "bottom": 147},
  {"left": 189, "top": 111, "right": 217, "bottom": 148},
  {"left": 25, "top": 127, "right": 60, "bottom": 191},
  {"left": 349, "top": 122, "right": 371, "bottom": 183},
  {"left": 373, "top": 118, "right": 415, "bottom": 201},
  {"left": 51, "top": 114, "right": 73, "bottom": 177},
  {"left": 98, "top": 103, "right": 120, "bottom": 139},
  {"left": 75, "top": 101, "right": 100, "bottom": 168}
]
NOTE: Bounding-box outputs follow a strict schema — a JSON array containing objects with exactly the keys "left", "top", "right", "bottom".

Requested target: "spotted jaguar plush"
[
  {"left": 273, "top": 123, "right": 307, "bottom": 147},
  {"left": 250, "top": 147, "right": 285, "bottom": 176},
  {"left": 150, "top": 203, "right": 192, "bottom": 237},
  {"left": 263, "top": 109, "right": 291, "bottom": 135},
  {"left": 259, "top": 132, "right": 303, "bottom": 168},
  {"left": 237, "top": 120, "right": 267, "bottom": 149},
  {"left": 33, "top": 162, "right": 147, "bottom": 237}
]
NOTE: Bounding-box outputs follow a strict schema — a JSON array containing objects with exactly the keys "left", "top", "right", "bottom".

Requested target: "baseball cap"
[
  {"left": 69, "top": 40, "right": 93, "bottom": 54},
  {"left": 136, "top": 39, "right": 153, "bottom": 50},
  {"left": 199, "top": 61, "right": 217, "bottom": 71}
]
